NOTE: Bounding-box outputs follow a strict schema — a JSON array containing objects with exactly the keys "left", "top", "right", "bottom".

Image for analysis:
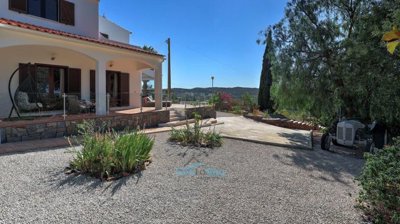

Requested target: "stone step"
[
  {"left": 170, "top": 113, "right": 184, "bottom": 118},
  {"left": 169, "top": 114, "right": 186, "bottom": 120},
  {"left": 170, "top": 114, "right": 185, "bottom": 118},
  {"left": 201, "top": 118, "right": 218, "bottom": 126},
  {"left": 170, "top": 116, "right": 185, "bottom": 122},
  {"left": 159, "top": 118, "right": 218, "bottom": 128},
  {"left": 159, "top": 119, "right": 196, "bottom": 128}
]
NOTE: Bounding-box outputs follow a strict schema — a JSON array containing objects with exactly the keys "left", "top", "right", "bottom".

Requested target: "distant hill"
[{"left": 165, "top": 87, "right": 259, "bottom": 101}]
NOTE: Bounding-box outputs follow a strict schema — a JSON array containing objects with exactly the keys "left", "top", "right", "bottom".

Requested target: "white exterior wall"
[
  {"left": 0, "top": 0, "right": 99, "bottom": 38},
  {"left": 99, "top": 16, "right": 130, "bottom": 44}
]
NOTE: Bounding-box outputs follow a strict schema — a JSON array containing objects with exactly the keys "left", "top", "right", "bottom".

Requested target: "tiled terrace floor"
[{"left": 0, "top": 107, "right": 157, "bottom": 128}]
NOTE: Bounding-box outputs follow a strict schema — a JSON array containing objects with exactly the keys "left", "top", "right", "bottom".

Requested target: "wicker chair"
[{"left": 15, "top": 91, "right": 43, "bottom": 112}]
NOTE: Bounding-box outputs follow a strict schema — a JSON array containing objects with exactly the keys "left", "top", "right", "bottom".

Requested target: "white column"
[
  {"left": 154, "top": 64, "right": 162, "bottom": 110},
  {"left": 95, "top": 59, "right": 107, "bottom": 115},
  {"left": 129, "top": 70, "right": 142, "bottom": 108},
  {"left": 81, "top": 68, "right": 90, "bottom": 101},
  {"left": 139, "top": 72, "right": 143, "bottom": 108}
]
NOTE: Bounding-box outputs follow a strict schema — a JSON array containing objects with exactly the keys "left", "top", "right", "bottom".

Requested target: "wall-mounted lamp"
[
  {"left": 51, "top": 54, "right": 56, "bottom": 61},
  {"left": 109, "top": 61, "right": 114, "bottom": 67}
]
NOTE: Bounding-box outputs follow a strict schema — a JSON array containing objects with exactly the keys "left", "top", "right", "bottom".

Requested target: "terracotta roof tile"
[{"left": 0, "top": 18, "right": 163, "bottom": 58}]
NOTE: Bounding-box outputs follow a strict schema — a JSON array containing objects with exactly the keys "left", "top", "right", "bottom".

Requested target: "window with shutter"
[
  {"left": 18, "top": 63, "right": 37, "bottom": 100},
  {"left": 120, "top": 73, "right": 130, "bottom": 106},
  {"left": 27, "top": 0, "right": 41, "bottom": 17},
  {"left": 10, "top": 0, "right": 75, "bottom": 26},
  {"left": 65, "top": 68, "right": 81, "bottom": 98},
  {"left": 90, "top": 70, "right": 96, "bottom": 100},
  {"left": 44, "top": 0, "right": 59, "bottom": 21},
  {"left": 9, "top": 0, "right": 28, "bottom": 13},
  {"left": 19, "top": 63, "right": 36, "bottom": 85},
  {"left": 59, "top": 0, "right": 75, "bottom": 26}
]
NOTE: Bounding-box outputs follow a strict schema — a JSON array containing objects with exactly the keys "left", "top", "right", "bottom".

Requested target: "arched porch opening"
[
  {"left": 99, "top": 57, "right": 163, "bottom": 111},
  {"left": 0, "top": 44, "right": 97, "bottom": 118}
]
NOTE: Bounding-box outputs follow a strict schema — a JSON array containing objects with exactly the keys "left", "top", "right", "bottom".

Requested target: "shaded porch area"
[
  {"left": 0, "top": 27, "right": 164, "bottom": 119},
  {"left": 0, "top": 108, "right": 170, "bottom": 144}
]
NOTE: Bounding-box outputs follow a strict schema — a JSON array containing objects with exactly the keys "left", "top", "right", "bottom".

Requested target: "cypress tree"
[{"left": 258, "top": 29, "right": 274, "bottom": 112}]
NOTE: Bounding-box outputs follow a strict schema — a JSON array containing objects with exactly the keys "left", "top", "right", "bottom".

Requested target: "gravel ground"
[{"left": 0, "top": 132, "right": 364, "bottom": 224}]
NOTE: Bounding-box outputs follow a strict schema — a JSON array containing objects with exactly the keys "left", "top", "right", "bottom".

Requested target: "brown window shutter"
[
  {"left": 65, "top": 68, "right": 81, "bottom": 98},
  {"left": 18, "top": 63, "right": 37, "bottom": 99},
  {"left": 90, "top": 70, "right": 95, "bottom": 100},
  {"left": 19, "top": 63, "right": 36, "bottom": 85},
  {"left": 59, "top": 0, "right": 75, "bottom": 26},
  {"left": 120, "top": 73, "right": 130, "bottom": 106},
  {"left": 9, "top": 0, "right": 27, "bottom": 13},
  {"left": 19, "top": 63, "right": 29, "bottom": 85}
]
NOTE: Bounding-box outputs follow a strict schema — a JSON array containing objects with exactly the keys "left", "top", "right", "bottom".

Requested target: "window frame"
[{"left": 9, "top": 0, "right": 75, "bottom": 26}]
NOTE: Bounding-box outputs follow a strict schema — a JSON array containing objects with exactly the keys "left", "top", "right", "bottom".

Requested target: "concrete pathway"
[
  {"left": 0, "top": 112, "right": 311, "bottom": 155},
  {"left": 214, "top": 112, "right": 312, "bottom": 149},
  {"left": 0, "top": 121, "right": 221, "bottom": 155}
]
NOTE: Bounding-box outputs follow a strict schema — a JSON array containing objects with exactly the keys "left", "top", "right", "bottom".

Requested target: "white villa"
[{"left": 0, "top": 0, "right": 164, "bottom": 118}]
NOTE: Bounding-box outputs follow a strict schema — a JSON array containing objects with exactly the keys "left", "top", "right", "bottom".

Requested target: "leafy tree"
[
  {"left": 241, "top": 92, "right": 256, "bottom": 112},
  {"left": 269, "top": 0, "right": 400, "bottom": 130},
  {"left": 258, "top": 29, "right": 274, "bottom": 112}
]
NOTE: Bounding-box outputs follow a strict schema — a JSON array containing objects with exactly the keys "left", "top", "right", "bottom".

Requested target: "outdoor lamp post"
[{"left": 211, "top": 76, "right": 215, "bottom": 109}]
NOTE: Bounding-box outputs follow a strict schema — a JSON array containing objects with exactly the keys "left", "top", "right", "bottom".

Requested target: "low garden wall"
[
  {"left": 244, "top": 114, "right": 319, "bottom": 131},
  {"left": 185, "top": 106, "right": 216, "bottom": 119},
  {"left": 0, "top": 110, "right": 170, "bottom": 144}
]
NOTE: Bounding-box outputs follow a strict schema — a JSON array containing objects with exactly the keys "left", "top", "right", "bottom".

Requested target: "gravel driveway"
[{"left": 0, "top": 132, "right": 363, "bottom": 223}]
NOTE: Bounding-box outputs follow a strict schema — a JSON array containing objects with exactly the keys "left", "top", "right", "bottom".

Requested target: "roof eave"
[{"left": 0, "top": 21, "right": 165, "bottom": 59}]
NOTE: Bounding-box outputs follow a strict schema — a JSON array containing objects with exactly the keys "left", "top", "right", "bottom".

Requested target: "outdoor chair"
[
  {"left": 15, "top": 91, "right": 43, "bottom": 112},
  {"left": 142, "top": 96, "right": 171, "bottom": 107},
  {"left": 67, "top": 95, "right": 82, "bottom": 114}
]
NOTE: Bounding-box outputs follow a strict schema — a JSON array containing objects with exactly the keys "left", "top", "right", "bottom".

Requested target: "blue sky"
[{"left": 99, "top": 0, "right": 288, "bottom": 88}]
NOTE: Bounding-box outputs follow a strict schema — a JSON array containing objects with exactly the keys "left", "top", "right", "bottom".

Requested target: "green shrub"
[
  {"left": 203, "top": 131, "right": 223, "bottom": 148},
  {"left": 114, "top": 132, "right": 154, "bottom": 173},
  {"left": 357, "top": 139, "right": 400, "bottom": 224},
  {"left": 169, "top": 113, "right": 222, "bottom": 148},
  {"left": 232, "top": 105, "right": 242, "bottom": 115},
  {"left": 241, "top": 92, "right": 257, "bottom": 112},
  {"left": 68, "top": 121, "right": 154, "bottom": 180}
]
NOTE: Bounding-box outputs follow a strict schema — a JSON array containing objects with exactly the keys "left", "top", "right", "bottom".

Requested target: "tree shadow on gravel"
[
  {"left": 165, "top": 142, "right": 217, "bottom": 159},
  {"left": 48, "top": 170, "right": 142, "bottom": 196},
  {"left": 277, "top": 132, "right": 310, "bottom": 146},
  {"left": 272, "top": 144, "right": 364, "bottom": 187}
]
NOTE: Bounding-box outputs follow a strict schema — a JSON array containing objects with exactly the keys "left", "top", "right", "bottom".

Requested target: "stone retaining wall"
[
  {"left": 185, "top": 106, "right": 216, "bottom": 119},
  {"left": 0, "top": 110, "right": 170, "bottom": 143},
  {"left": 244, "top": 114, "right": 319, "bottom": 131}
]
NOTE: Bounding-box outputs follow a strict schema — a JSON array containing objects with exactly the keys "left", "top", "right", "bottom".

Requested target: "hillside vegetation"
[{"left": 169, "top": 87, "right": 258, "bottom": 101}]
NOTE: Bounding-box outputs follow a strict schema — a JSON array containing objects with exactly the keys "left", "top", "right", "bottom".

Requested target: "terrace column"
[
  {"left": 95, "top": 59, "right": 107, "bottom": 115},
  {"left": 154, "top": 64, "right": 163, "bottom": 110}
]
